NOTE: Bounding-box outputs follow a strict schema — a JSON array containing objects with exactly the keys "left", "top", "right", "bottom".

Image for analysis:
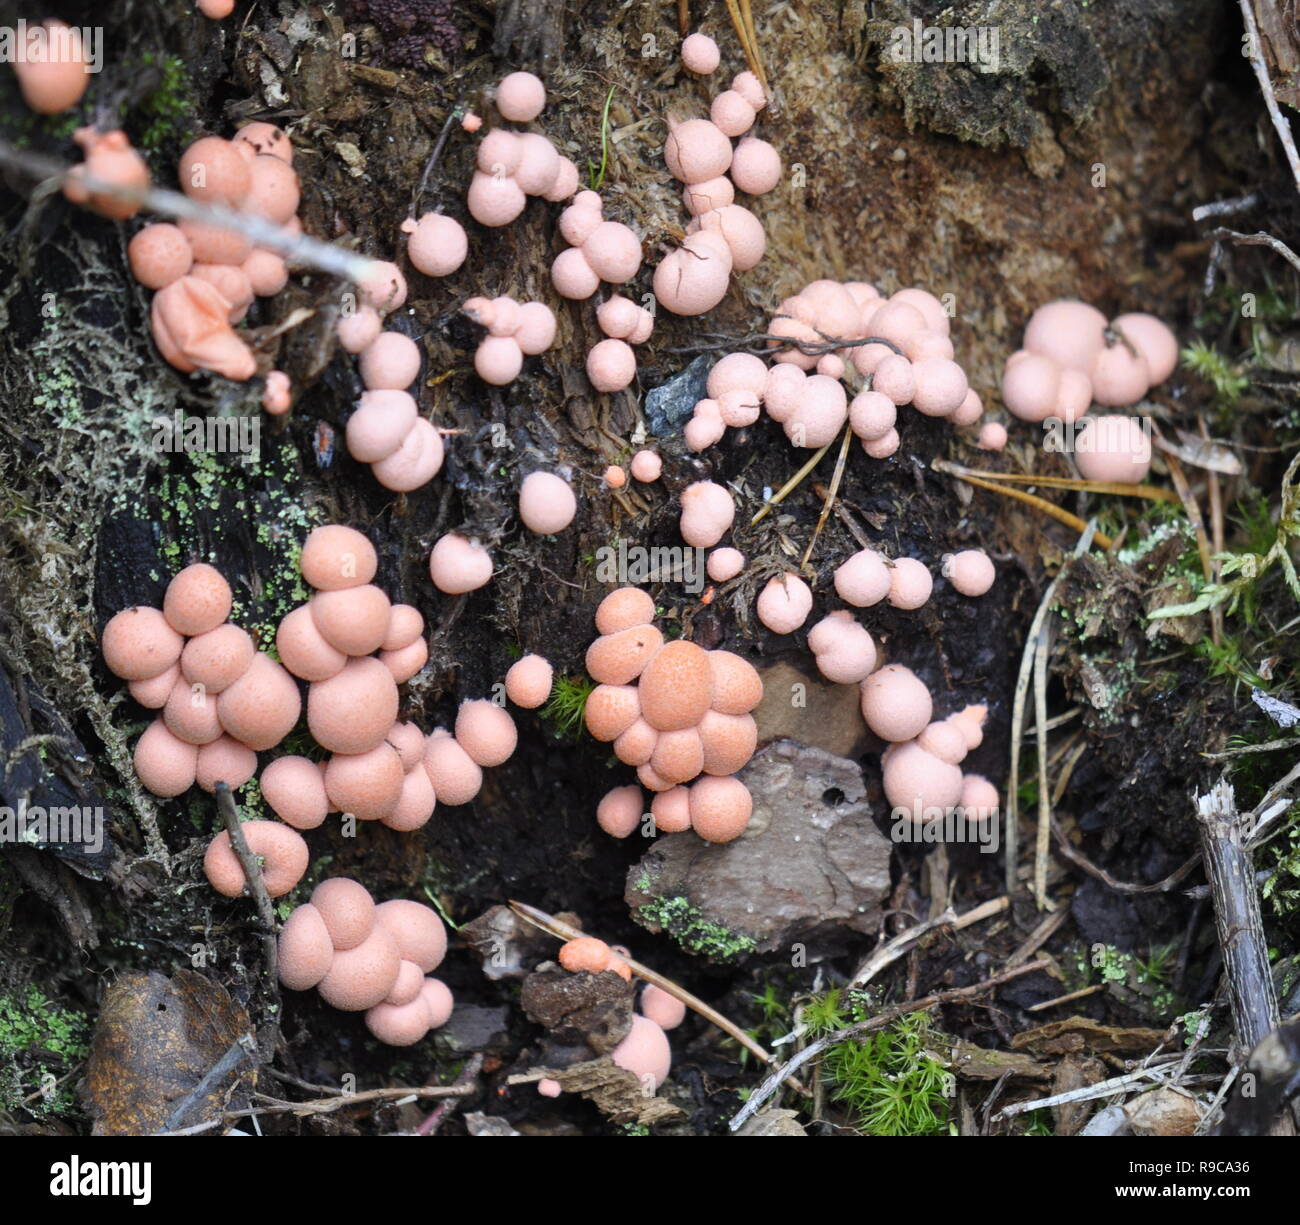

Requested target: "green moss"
[
  {"left": 804, "top": 999, "right": 952, "bottom": 1137},
  {"left": 133, "top": 54, "right": 198, "bottom": 155},
  {"left": 633, "top": 893, "right": 757, "bottom": 961},
  {"left": 541, "top": 675, "right": 595, "bottom": 740},
  {"left": 0, "top": 987, "right": 90, "bottom": 1119}
]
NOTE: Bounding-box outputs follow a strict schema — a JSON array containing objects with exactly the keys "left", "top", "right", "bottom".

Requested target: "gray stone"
[
  {"left": 626, "top": 740, "right": 891, "bottom": 960},
  {"left": 643, "top": 355, "right": 711, "bottom": 435}
]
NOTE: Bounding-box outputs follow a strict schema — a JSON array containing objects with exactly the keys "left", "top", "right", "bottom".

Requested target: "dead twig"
[
  {"left": 1052, "top": 818, "right": 1202, "bottom": 894},
  {"left": 729, "top": 958, "right": 1055, "bottom": 1131},
  {"left": 750, "top": 436, "right": 836, "bottom": 526},
  {"left": 1239, "top": 0, "right": 1300, "bottom": 197},
  {"left": 508, "top": 900, "right": 806, "bottom": 1093},
  {"left": 1007, "top": 523, "right": 1097, "bottom": 894},
  {"left": 1207, "top": 227, "right": 1300, "bottom": 278},
  {"left": 850, "top": 896, "right": 1009, "bottom": 987},
  {"left": 1026, "top": 984, "right": 1104, "bottom": 1012},
  {"left": 799, "top": 423, "right": 853, "bottom": 569},
  {"left": 933, "top": 462, "right": 1114, "bottom": 550},
  {"left": 215, "top": 781, "right": 279, "bottom": 1060},
  {"left": 1195, "top": 778, "right": 1278, "bottom": 1056},
  {"left": 1032, "top": 618, "right": 1053, "bottom": 910},
  {"left": 0, "top": 138, "right": 376, "bottom": 283},
  {"left": 417, "top": 1052, "right": 484, "bottom": 1135},
  {"left": 932, "top": 458, "right": 1180, "bottom": 504}
]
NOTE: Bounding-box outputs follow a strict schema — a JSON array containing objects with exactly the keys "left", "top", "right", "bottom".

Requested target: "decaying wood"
[{"left": 1195, "top": 778, "right": 1279, "bottom": 1056}]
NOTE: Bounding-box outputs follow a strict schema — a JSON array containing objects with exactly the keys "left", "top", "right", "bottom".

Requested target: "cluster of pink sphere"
[
  {"left": 466, "top": 73, "right": 579, "bottom": 227},
  {"left": 653, "top": 57, "right": 782, "bottom": 317},
  {"left": 587, "top": 292, "right": 656, "bottom": 394},
  {"left": 1000, "top": 299, "right": 1176, "bottom": 483},
  {"left": 583, "top": 588, "right": 764, "bottom": 845},
  {"left": 278, "top": 881, "right": 455, "bottom": 1047},
  {"left": 865, "top": 669, "right": 999, "bottom": 823},
  {"left": 535, "top": 936, "right": 685, "bottom": 1098},
  {"left": 100, "top": 523, "right": 528, "bottom": 856},
  {"left": 462, "top": 294, "right": 558, "bottom": 386},
  {"left": 122, "top": 127, "right": 301, "bottom": 391},
  {"left": 102, "top": 562, "right": 298, "bottom": 801},
  {"left": 344, "top": 330, "right": 446, "bottom": 491},
  {"left": 772, "top": 281, "right": 986, "bottom": 451}
]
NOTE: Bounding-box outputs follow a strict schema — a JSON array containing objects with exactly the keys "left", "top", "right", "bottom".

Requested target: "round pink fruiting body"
[
  {"left": 678, "top": 480, "right": 734, "bottom": 547},
  {"left": 587, "top": 338, "right": 637, "bottom": 392},
  {"left": 402, "top": 213, "right": 468, "bottom": 278},
  {"left": 519, "top": 471, "right": 577, "bottom": 534},
  {"left": 707, "top": 548, "right": 745, "bottom": 582},
  {"left": 428, "top": 533, "right": 492, "bottom": 593},
  {"left": 943, "top": 550, "right": 996, "bottom": 597},
  {"left": 860, "top": 664, "right": 933, "bottom": 743},
  {"left": 680, "top": 32, "right": 721, "bottom": 73},
  {"left": 629, "top": 450, "right": 661, "bottom": 482},
  {"left": 496, "top": 71, "right": 547, "bottom": 122},
  {"left": 756, "top": 574, "right": 813, "bottom": 634}
]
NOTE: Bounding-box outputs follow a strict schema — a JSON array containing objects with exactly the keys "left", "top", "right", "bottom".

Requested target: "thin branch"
[
  {"left": 1196, "top": 778, "right": 1279, "bottom": 1054},
  {"left": 1207, "top": 227, "right": 1300, "bottom": 277},
  {"left": 1007, "top": 523, "right": 1097, "bottom": 894},
  {"left": 1239, "top": 0, "right": 1300, "bottom": 197},
  {"left": 799, "top": 422, "right": 853, "bottom": 569},
  {"left": 508, "top": 900, "right": 806, "bottom": 1092},
  {"left": 728, "top": 958, "right": 1055, "bottom": 1131},
  {"left": 850, "top": 896, "right": 1008, "bottom": 987},
  {"left": 216, "top": 782, "right": 280, "bottom": 1059},
  {"left": 0, "top": 137, "right": 377, "bottom": 283}
]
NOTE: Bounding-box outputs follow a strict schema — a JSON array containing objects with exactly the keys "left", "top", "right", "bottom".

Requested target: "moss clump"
[
  {"left": 633, "top": 893, "right": 757, "bottom": 961},
  {"left": 132, "top": 54, "right": 199, "bottom": 156},
  {"left": 541, "top": 675, "right": 595, "bottom": 740},
  {"left": 805, "top": 997, "right": 952, "bottom": 1136},
  {"left": 0, "top": 987, "right": 90, "bottom": 1119}
]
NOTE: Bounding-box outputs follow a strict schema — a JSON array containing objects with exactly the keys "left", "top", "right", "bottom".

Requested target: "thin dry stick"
[
  {"left": 156, "top": 1035, "right": 258, "bottom": 1134},
  {"left": 232, "top": 1083, "right": 473, "bottom": 1119},
  {"left": 850, "top": 896, "right": 1008, "bottom": 987},
  {"left": 1007, "top": 522, "right": 1097, "bottom": 894},
  {"left": 738, "top": 0, "right": 770, "bottom": 99},
  {"left": 799, "top": 422, "right": 853, "bottom": 569},
  {"left": 1208, "top": 226, "right": 1300, "bottom": 276},
  {"left": 1203, "top": 735, "right": 1300, "bottom": 760},
  {"left": 1201, "top": 416, "right": 1227, "bottom": 646},
  {"left": 750, "top": 436, "right": 836, "bottom": 525},
  {"left": 507, "top": 900, "right": 805, "bottom": 1091},
  {"left": 1032, "top": 621, "right": 1053, "bottom": 910},
  {"left": 1160, "top": 439, "right": 1220, "bottom": 646},
  {"left": 1239, "top": 0, "right": 1300, "bottom": 197},
  {"left": 1026, "top": 984, "right": 1104, "bottom": 1013},
  {"left": 729, "top": 957, "right": 1054, "bottom": 1131},
  {"left": 995, "top": 1060, "right": 1205, "bottom": 1120},
  {"left": 1052, "top": 820, "right": 1202, "bottom": 895},
  {"left": 1007, "top": 906, "right": 1071, "bottom": 967},
  {"left": 0, "top": 137, "right": 376, "bottom": 283},
  {"left": 933, "top": 461, "right": 1114, "bottom": 550},
  {"left": 215, "top": 782, "right": 279, "bottom": 1056},
  {"left": 417, "top": 1052, "right": 484, "bottom": 1135},
  {"left": 932, "top": 459, "right": 1180, "bottom": 503}
]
